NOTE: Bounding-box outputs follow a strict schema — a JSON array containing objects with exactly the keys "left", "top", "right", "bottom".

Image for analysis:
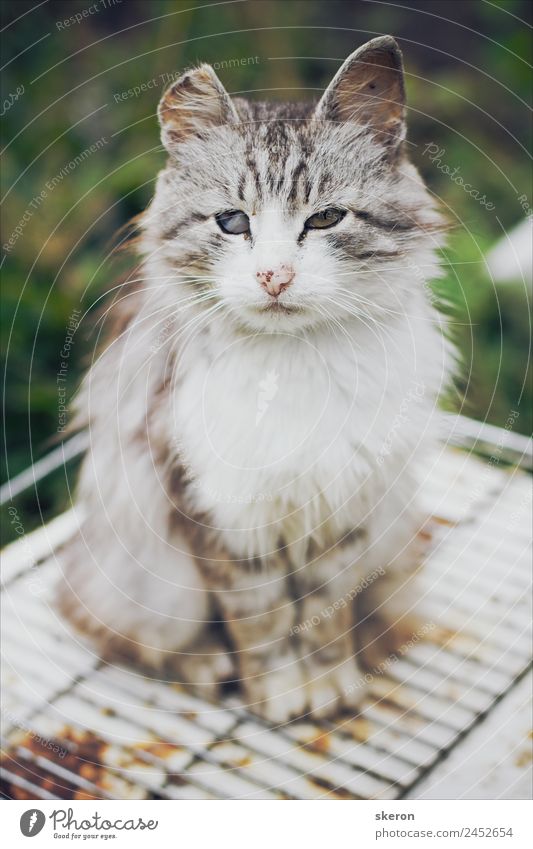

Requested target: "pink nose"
[{"left": 256, "top": 264, "right": 295, "bottom": 297}]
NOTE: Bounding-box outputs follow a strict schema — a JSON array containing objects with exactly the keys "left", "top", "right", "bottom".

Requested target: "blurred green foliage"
[{"left": 1, "top": 0, "right": 531, "bottom": 539}]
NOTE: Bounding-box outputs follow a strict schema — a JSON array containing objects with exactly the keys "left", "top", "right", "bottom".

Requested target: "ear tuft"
[
  {"left": 314, "top": 36, "right": 406, "bottom": 152},
  {"left": 158, "top": 64, "right": 238, "bottom": 151}
]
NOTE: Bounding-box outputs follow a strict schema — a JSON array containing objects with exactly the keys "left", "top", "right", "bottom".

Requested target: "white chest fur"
[{"left": 172, "top": 323, "right": 432, "bottom": 559}]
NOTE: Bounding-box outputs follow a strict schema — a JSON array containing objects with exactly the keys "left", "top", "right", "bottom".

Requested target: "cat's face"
[{"left": 146, "top": 37, "right": 443, "bottom": 334}]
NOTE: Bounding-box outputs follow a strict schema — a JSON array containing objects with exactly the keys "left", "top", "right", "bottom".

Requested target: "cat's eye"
[
  {"left": 215, "top": 210, "right": 250, "bottom": 235},
  {"left": 305, "top": 208, "right": 346, "bottom": 230}
]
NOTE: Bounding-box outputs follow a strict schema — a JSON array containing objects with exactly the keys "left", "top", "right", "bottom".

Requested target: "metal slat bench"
[{"left": 1, "top": 416, "right": 531, "bottom": 800}]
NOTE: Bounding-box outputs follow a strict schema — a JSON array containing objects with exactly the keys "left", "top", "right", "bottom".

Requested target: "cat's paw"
[
  {"left": 358, "top": 609, "right": 430, "bottom": 670},
  {"left": 244, "top": 658, "right": 366, "bottom": 722},
  {"left": 164, "top": 644, "right": 236, "bottom": 702},
  {"left": 304, "top": 657, "right": 366, "bottom": 719},
  {"left": 245, "top": 664, "right": 309, "bottom": 724}
]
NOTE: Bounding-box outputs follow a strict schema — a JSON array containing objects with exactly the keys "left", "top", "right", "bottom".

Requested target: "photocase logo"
[
  {"left": 20, "top": 809, "right": 46, "bottom": 837},
  {"left": 255, "top": 369, "right": 279, "bottom": 425}
]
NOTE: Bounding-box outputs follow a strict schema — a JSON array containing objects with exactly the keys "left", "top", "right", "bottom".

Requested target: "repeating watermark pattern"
[
  {"left": 422, "top": 143, "right": 496, "bottom": 211},
  {"left": 211, "top": 56, "right": 261, "bottom": 71},
  {"left": 345, "top": 621, "right": 436, "bottom": 695},
  {"left": 255, "top": 368, "right": 279, "bottom": 425},
  {"left": 56, "top": 0, "right": 122, "bottom": 30},
  {"left": 376, "top": 381, "right": 426, "bottom": 465},
  {"left": 7, "top": 506, "right": 45, "bottom": 597},
  {"left": 113, "top": 57, "right": 260, "bottom": 102},
  {"left": 150, "top": 315, "right": 175, "bottom": 354},
  {"left": 2, "top": 138, "right": 108, "bottom": 254},
  {"left": 1, "top": 83, "right": 24, "bottom": 117},
  {"left": 289, "top": 566, "right": 386, "bottom": 635},
  {"left": 404, "top": 257, "right": 440, "bottom": 307},
  {"left": 45, "top": 139, "right": 108, "bottom": 191},
  {"left": 190, "top": 484, "right": 273, "bottom": 504},
  {"left": 517, "top": 193, "right": 533, "bottom": 222},
  {"left": 114, "top": 75, "right": 168, "bottom": 103},
  {"left": 56, "top": 309, "right": 81, "bottom": 433},
  {"left": 3, "top": 187, "right": 47, "bottom": 254},
  {"left": 2, "top": 706, "right": 67, "bottom": 760}
]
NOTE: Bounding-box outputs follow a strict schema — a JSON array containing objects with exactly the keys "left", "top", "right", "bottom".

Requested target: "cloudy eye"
[
  {"left": 215, "top": 210, "right": 250, "bottom": 235},
  {"left": 305, "top": 207, "right": 346, "bottom": 230}
]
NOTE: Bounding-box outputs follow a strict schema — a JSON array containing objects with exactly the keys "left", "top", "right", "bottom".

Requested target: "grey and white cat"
[{"left": 58, "top": 36, "right": 451, "bottom": 721}]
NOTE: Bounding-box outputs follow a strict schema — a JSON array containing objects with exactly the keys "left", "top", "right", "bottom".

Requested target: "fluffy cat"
[{"left": 58, "top": 36, "right": 451, "bottom": 722}]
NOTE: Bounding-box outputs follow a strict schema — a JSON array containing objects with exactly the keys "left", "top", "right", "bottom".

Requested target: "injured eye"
[
  {"left": 215, "top": 210, "right": 250, "bottom": 235},
  {"left": 304, "top": 207, "right": 346, "bottom": 230}
]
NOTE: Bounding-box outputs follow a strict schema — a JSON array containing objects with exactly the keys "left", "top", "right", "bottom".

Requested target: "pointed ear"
[
  {"left": 158, "top": 64, "right": 239, "bottom": 150},
  {"left": 314, "top": 36, "right": 406, "bottom": 151}
]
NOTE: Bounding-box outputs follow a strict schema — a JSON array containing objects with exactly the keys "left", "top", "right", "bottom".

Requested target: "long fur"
[{"left": 57, "top": 37, "right": 454, "bottom": 721}]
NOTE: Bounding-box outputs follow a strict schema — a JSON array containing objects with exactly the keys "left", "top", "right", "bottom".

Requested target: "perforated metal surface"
[{"left": 1, "top": 442, "right": 531, "bottom": 800}]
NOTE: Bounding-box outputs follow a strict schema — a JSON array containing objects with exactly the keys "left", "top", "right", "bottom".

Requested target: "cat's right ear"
[
  {"left": 314, "top": 36, "right": 406, "bottom": 152},
  {"left": 158, "top": 64, "right": 239, "bottom": 151}
]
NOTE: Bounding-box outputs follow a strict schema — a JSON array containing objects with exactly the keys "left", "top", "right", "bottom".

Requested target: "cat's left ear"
[
  {"left": 314, "top": 36, "right": 406, "bottom": 153},
  {"left": 158, "top": 64, "right": 239, "bottom": 151}
]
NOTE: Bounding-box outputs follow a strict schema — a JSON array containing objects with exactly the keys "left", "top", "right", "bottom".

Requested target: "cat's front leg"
[
  {"left": 357, "top": 532, "right": 431, "bottom": 669},
  {"left": 200, "top": 556, "right": 308, "bottom": 723},
  {"left": 292, "top": 539, "right": 367, "bottom": 718}
]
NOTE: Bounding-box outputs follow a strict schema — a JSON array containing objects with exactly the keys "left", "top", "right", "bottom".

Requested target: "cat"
[{"left": 57, "top": 36, "right": 451, "bottom": 722}]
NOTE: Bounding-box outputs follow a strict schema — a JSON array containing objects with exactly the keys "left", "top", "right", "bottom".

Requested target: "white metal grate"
[{"left": 1, "top": 441, "right": 531, "bottom": 800}]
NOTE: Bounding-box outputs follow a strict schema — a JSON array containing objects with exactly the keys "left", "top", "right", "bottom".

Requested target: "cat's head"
[{"left": 144, "top": 36, "right": 444, "bottom": 333}]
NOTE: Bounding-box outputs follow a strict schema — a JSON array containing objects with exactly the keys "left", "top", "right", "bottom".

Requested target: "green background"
[{"left": 1, "top": 0, "right": 531, "bottom": 541}]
